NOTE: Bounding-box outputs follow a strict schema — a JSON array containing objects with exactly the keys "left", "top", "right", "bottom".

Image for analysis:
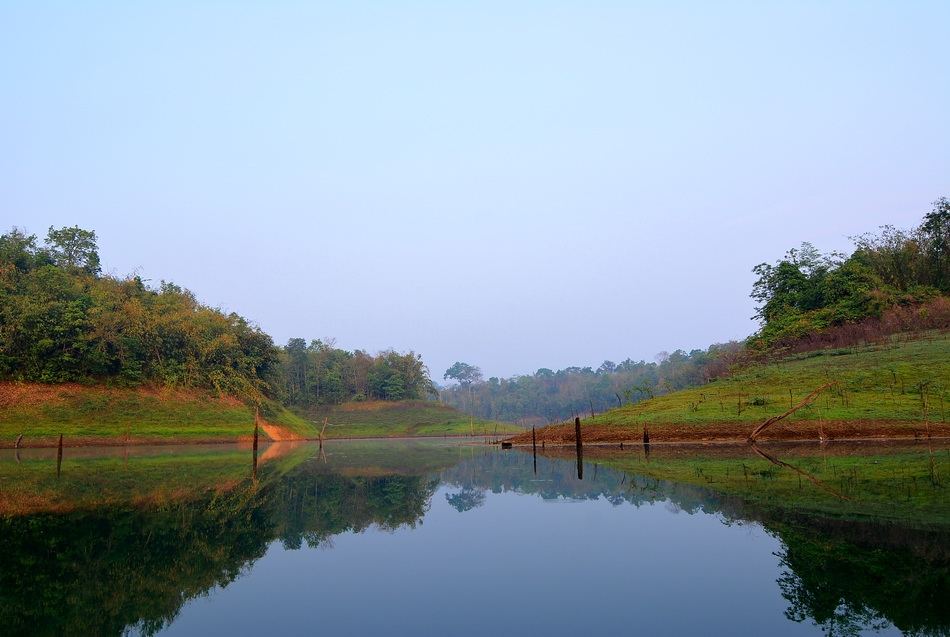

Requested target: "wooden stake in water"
[
  {"left": 575, "top": 417, "right": 583, "bottom": 480},
  {"left": 252, "top": 408, "right": 260, "bottom": 478},
  {"left": 532, "top": 427, "right": 537, "bottom": 474},
  {"left": 253, "top": 409, "right": 260, "bottom": 454}
]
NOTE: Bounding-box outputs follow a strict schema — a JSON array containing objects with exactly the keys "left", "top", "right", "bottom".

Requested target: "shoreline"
[
  {"left": 501, "top": 433, "right": 950, "bottom": 448},
  {"left": 5, "top": 429, "right": 948, "bottom": 450},
  {"left": 0, "top": 431, "right": 513, "bottom": 450},
  {"left": 501, "top": 419, "right": 950, "bottom": 446}
]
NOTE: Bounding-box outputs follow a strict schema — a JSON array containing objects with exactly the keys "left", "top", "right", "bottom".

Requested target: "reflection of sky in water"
[{"left": 160, "top": 482, "right": 889, "bottom": 636}]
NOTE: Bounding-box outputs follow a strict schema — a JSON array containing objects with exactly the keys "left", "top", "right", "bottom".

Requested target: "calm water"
[{"left": 1, "top": 439, "right": 947, "bottom": 636}]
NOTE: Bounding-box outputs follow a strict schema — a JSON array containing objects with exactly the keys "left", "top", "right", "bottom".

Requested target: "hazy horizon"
[{"left": 4, "top": 2, "right": 948, "bottom": 379}]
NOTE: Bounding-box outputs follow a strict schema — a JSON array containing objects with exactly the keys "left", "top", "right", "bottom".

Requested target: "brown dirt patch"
[
  {"left": 0, "top": 381, "right": 75, "bottom": 408},
  {"left": 0, "top": 381, "right": 244, "bottom": 409},
  {"left": 258, "top": 422, "right": 303, "bottom": 441}
]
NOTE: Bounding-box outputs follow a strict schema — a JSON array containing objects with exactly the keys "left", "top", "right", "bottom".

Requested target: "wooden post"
[
  {"left": 252, "top": 408, "right": 260, "bottom": 478},
  {"left": 56, "top": 434, "right": 63, "bottom": 478},
  {"left": 575, "top": 417, "right": 583, "bottom": 480},
  {"left": 532, "top": 427, "right": 537, "bottom": 474},
  {"left": 589, "top": 399, "right": 595, "bottom": 420},
  {"left": 253, "top": 410, "right": 260, "bottom": 454}
]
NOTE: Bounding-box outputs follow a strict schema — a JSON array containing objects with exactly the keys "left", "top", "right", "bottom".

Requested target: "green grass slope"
[
  {"left": 0, "top": 382, "right": 315, "bottom": 446},
  {"left": 302, "top": 400, "right": 522, "bottom": 439},
  {"left": 591, "top": 334, "right": 948, "bottom": 433}
]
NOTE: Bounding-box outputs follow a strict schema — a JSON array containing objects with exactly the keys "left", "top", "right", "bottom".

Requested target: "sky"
[{"left": 2, "top": 1, "right": 949, "bottom": 380}]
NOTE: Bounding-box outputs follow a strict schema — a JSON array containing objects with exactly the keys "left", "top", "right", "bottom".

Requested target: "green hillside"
[
  {"left": 511, "top": 335, "right": 948, "bottom": 444},
  {"left": 0, "top": 383, "right": 315, "bottom": 447},
  {"left": 592, "top": 335, "right": 948, "bottom": 429}
]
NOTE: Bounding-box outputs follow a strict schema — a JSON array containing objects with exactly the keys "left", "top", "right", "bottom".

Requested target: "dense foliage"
[
  {"left": 279, "top": 338, "right": 435, "bottom": 406},
  {"left": 0, "top": 227, "right": 279, "bottom": 399},
  {"left": 750, "top": 197, "right": 949, "bottom": 346}
]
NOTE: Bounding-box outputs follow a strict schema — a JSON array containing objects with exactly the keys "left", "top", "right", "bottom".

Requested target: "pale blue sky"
[{"left": 2, "top": 1, "right": 948, "bottom": 378}]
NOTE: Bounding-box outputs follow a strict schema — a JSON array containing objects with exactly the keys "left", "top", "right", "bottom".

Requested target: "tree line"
[
  {"left": 279, "top": 338, "right": 434, "bottom": 407},
  {"left": 441, "top": 198, "right": 949, "bottom": 424},
  {"left": 440, "top": 344, "right": 742, "bottom": 425},
  {"left": 0, "top": 226, "right": 434, "bottom": 406}
]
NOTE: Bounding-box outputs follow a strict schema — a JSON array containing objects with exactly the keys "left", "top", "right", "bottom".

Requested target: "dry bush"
[{"left": 767, "top": 297, "right": 950, "bottom": 358}]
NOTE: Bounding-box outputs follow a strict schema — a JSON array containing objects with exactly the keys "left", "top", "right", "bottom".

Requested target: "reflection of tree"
[
  {"left": 3, "top": 446, "right": 948, "bottom": 637},
  {"left": 772, "top": 519, "right": 950, "bottom": 636},
  {"left": 445, "top": 487, "right": 485, "bottom": 512},
  {"left": 446, "top": 449, "right": 950, "bottom": 636},
  {"left": 0, "top": 467, "right": 436, "bottom": 636}
]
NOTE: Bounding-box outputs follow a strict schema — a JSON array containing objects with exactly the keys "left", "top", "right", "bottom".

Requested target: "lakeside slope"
[
  {"left": 0, "top": 385, "right": 518, "bottom": 447},
  {"left": 0, "top": 382, "right": 314, "bottom": 447},
  {"left": 509, "top": 335, "right": 949, "bottom": 444}
]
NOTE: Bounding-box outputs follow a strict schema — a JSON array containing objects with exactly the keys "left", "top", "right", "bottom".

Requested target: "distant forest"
[
  {"left": 0, "top": 227, "right": 433, "bottom": 406},
  {"left": 441, "top": 199, "right": 949, "bottom": 423}
]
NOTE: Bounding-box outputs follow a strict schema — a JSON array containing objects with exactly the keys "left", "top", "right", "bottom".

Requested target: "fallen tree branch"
[{"left": 749, "top": 382, "right": 837, "bottom": 441}]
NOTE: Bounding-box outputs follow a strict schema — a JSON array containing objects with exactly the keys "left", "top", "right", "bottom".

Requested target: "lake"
[{"left": 1, "top": 439, "right": 947, "bottom": 636}]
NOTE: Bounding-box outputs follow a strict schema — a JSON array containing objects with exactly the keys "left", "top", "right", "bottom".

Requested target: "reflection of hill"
[
  {"left": 535, "top": 441, "right": 950, "bottom": 527},
  {"left": 444, "top": 446, "right": 950, "bottom": 635},
  {"left": 0, "top": 442, "right": 448, "bottom": 636},
  {"left": 1, "top": 441, "right": 947, "bottom": 636}
]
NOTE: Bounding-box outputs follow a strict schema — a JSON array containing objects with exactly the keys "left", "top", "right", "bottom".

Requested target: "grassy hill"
[
  {"left": 0, "top": 385, "right": 519, "bottom": 447},
  {"left": 0, "top": 382, "right": 315, "bottom": 447},
  {"left": 512, "top": 334, "right": 949, "bottom": 444},
  {"left": 302, "top": 400, "right": 522, "bottom": 439}
]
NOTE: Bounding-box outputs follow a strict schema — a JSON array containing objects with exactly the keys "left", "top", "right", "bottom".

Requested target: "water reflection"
[{"left": 0, "top": 440, "right": 946, "bottom": 636}]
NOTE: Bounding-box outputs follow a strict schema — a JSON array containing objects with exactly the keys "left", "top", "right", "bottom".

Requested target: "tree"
[
  {"left": 383, "top": 374, "right": 405, "bottom": 400},
  {"left": 0, "top": 229, "right": 50, "bottom": 272},
  {"left": 918, "top": 197, "right": 949, "bottom": 292},
  {"left": 46, "top": 226, "right": 101, "bottom": 274},
  {"left": 443, "top": 361, "right": 482, "bottom": 386}
]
